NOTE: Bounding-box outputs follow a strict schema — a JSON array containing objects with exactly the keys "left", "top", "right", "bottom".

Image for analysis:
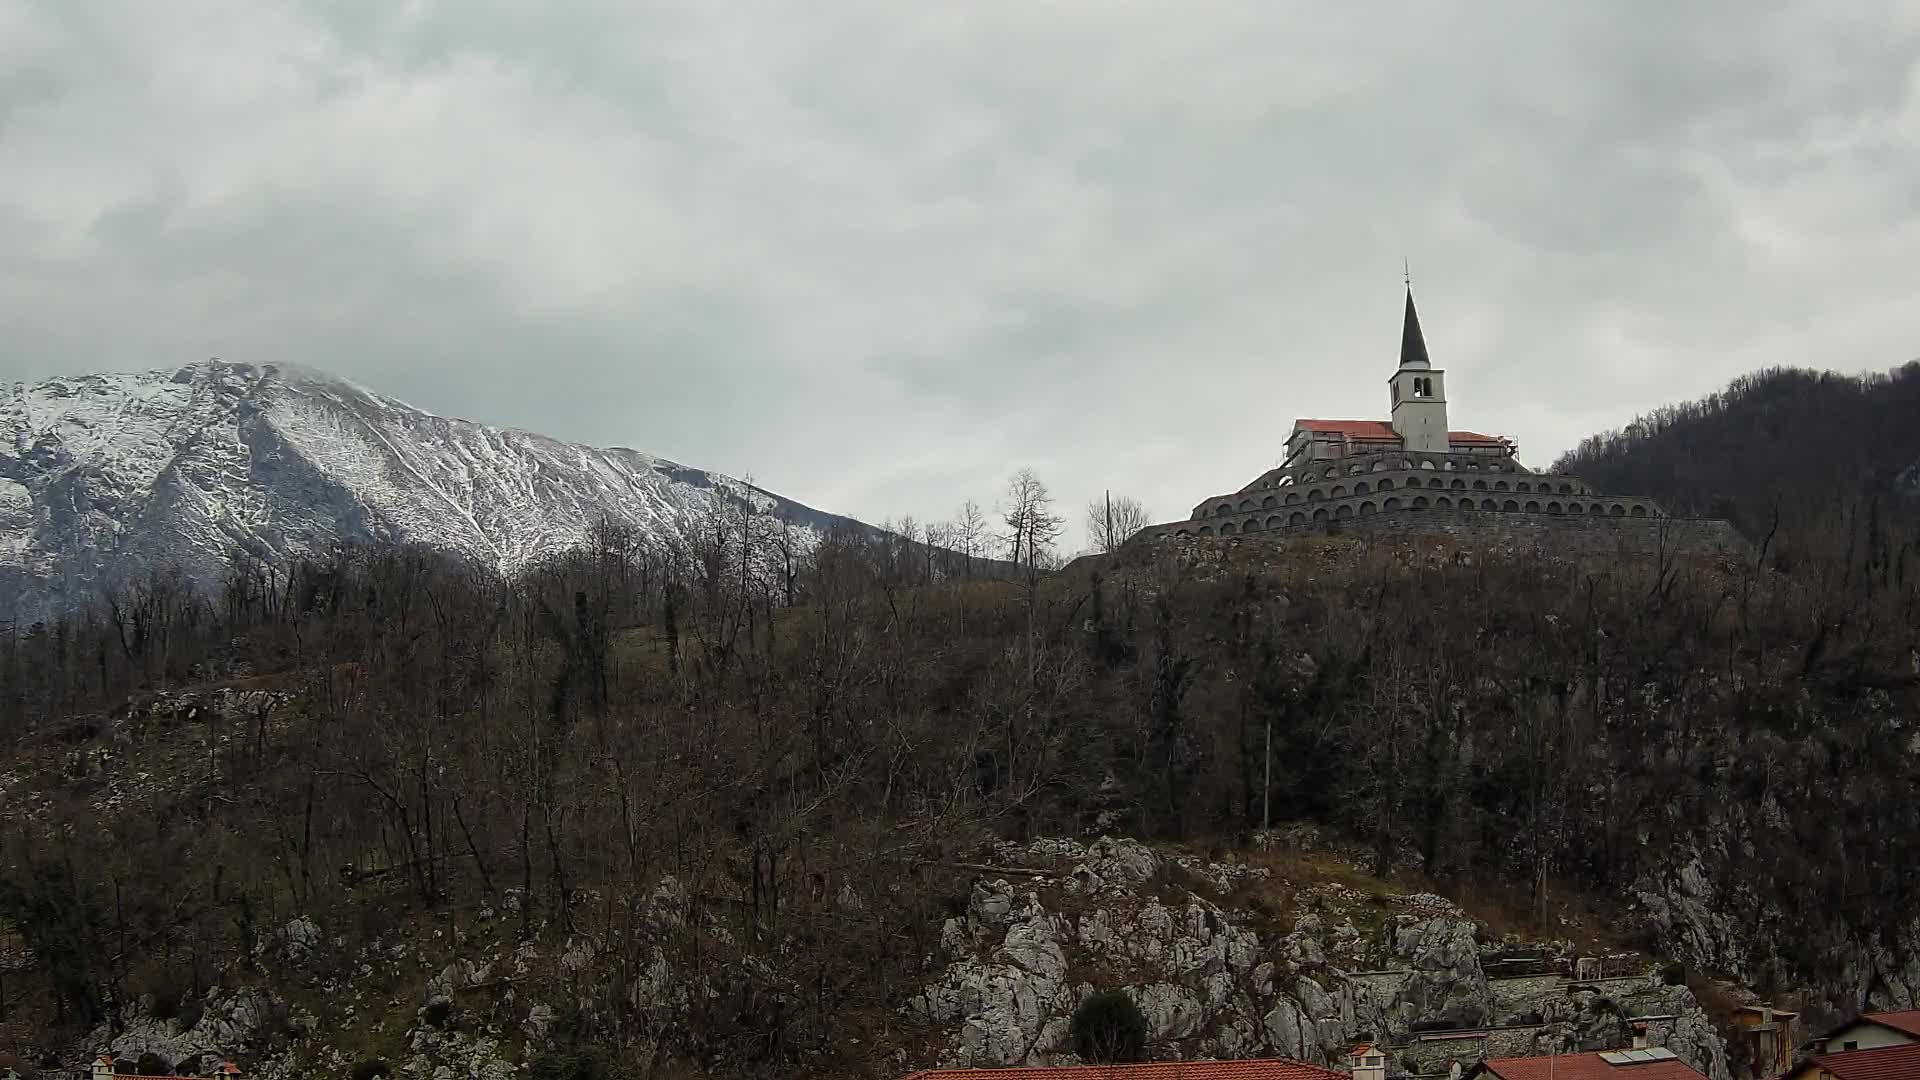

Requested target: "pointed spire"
[{"left": 1399, "top": 285, "right": 1431, "bottom": 370}]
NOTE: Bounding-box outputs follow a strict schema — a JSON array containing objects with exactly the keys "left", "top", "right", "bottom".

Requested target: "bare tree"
[
  {"left": 1001, "top": 468, "right": 1064, "bottom": 584},
  {"left": 1086, "top": 493, "right": 1151, "bottom": 554},
  {"left": 954, "top": 500, "right": 987, "bottom": 579}
]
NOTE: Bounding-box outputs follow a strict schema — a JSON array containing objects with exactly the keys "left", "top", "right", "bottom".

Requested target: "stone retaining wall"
[{"left": 1140, "top": 509, "right": 1747, "bottom": 560}]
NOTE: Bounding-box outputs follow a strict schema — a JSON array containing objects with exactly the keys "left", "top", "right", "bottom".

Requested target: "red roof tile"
[
  {"left": 901, "top": 1059, "right": 1347, "bottom": 1080},
  {"left": 1862, "top": 1009, "right": 1920, "bottom": 1038},
  {"left": 1291, "top": 420, "right": 1510, "bottom": 448},
  {"left": 1481, "top": 1051, "right": 1708, "bottom": 1080},
  {"left": 1294, "top": 419, "right": 1400, "bottom": 440},
  {"left": 1807, "top": 1043, "right": 1920, "bottom": 1079}
]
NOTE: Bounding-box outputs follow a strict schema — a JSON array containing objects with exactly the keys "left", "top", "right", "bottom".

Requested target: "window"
[{"left": 1844, "top": 1042, "right": 1859, "bottom": 1052}]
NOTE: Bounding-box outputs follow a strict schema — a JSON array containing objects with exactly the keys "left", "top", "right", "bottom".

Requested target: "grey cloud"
[{"left": 2, "top": 1, "right": 1916, "bottom": 547}]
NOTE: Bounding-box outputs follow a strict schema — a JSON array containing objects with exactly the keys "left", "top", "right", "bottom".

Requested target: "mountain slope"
[
  {"left": 1, "top": 361, "right": 866, "bottom": 622},
  {"left": 1554, "top": 362, "right": 1920, "bottom": 535}
]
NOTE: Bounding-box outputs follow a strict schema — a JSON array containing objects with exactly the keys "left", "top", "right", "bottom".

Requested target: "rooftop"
[
  {"left": 1477, "top": 1049, "right": 1707, "bottom": 1080},
  {"left": 1859, "top": 1008, "right": 1920, "bottom": 1038},
  {"left": 1806, "top": 1042, "right": 1920, "bottom": 1080},
  {"left": 1290, "top": 419, "right": 1510, "bottom": 446},
  {"left": 899, "top": 1060, "right": 1347, "bottom": 1080}
]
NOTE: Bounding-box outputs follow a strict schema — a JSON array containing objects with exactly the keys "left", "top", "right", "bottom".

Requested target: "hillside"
[
  {"left": 1, "top": 361, "right": 874, "bottom": 624},
  {"left": 1555, "top": 363, "right": 1920, "bottom": 540},
  {"left": 1, "top": 502, "right": 1916, "bottom": 1078}
]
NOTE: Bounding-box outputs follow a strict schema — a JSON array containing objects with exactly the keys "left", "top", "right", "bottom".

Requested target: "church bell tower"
[{"left": 1388, "top": 285, "right": 1449, "bottom": 453}]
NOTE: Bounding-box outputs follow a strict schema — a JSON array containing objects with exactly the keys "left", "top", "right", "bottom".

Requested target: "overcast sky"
[{"left": 3, "top": 2, "right": 1917, "bottom": 547}]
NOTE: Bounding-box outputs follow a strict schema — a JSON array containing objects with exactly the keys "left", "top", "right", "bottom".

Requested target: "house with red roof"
[
  {"left": 1810, "top": 1009, "right": 1920, "bottom": 1055},
  {"left": 88, "top": 1057, "right": 240, "bottom": 1080},
  {"left": 1783, "top": 1041, "right": 1920, "bottom": 1080},
  {"left": 897, "top": 1059, "right": 1349, "bottom": 1080},
  {"left": 1464, "top": 1047, "right": 1708, "bottom": 1080}
]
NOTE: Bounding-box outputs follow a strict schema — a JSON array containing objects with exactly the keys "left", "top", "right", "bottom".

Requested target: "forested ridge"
[
  {"left": 1556, "top": 361, "right": 1920, "bottom": 542},
  {"left": 0, "top": 371, "right": 1917, "bottom": 1076}
]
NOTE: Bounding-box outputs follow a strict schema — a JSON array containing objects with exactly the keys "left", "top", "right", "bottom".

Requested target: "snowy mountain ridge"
[{"left": 1, "top": 360, "right": 870, "bottom": 622}]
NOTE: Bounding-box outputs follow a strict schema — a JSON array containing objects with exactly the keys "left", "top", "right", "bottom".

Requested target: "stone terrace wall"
[
  {"left": 1329, "top": 509, "right": 1748, "bottom": 559},
  {"left": 1144, "top": 509, "right": 1747, "bottom": 560}
]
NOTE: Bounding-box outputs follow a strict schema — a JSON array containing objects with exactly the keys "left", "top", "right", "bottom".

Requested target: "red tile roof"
[
  {"left": 900, "top": 1060, "right": 1347, "bottom": 1080},
  {"left": 1290, "top": 419, "right": 1510, "bottom": 448},
  {"left": 1862, "top": 1009, "right": 1920, "bottom": 1038},
  {"left": 1294, "top": 419, "right": 1401, "bottom": 440},
  {"left": 1807, "top": 1043, "right": 1920, "bottom": 1079},
  {"left": 1446, "top": 430, "right": 1510, "bottom": 446},
  {"left": 1480, "top": 1051, "right": 1707, "bottom": 1080}
]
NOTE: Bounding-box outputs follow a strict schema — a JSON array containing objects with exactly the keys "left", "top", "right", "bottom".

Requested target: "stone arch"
[
  {"left": 1348, "top": 464, "right": 1365, "bottom": 476},
  {"left": 1482, "top": 498, "right": 1498, "bottom": 511},
  {"left": 1436, "top": 496, "right": 1453, "bottom": 509},
  {"left": 1371, "top": 459, "right": 1391, "bottom": 472},
  {"left": 1355, "top": 481, "right": 1371, "bottom": 495},
  {"left": 1311, "top": 508, "right": 1330, "bottom": 522},
  {"left": 1277, "top": 475, "right": 1293, "bottom": 486},
  {"left": 1473, "top": 479, "right": 1488, "bottom": 490},
  {"left": 1559, "top": 483, "right": 1573, "bottom": 494},
  {"left": 1267, "top": 515, "right": 1285, "bottom": 529},
  {"left": 1378, "top": 478, "right": 1395, "bottom": 491},
  {"left": 1174, "top": 529, "right": 1191, "bottom": 538},
  {"left": 1524, "top": 500, "right": 1541, "bottom": 513},
  {"left": 1458, "top": 499, "right": 1475, "bottom": 511},
  {"left": 1516, "top": 481, "right": 1530, "bottom": 492},
  {"left": 1451, "top": 478, "right": 1466, "bottom": 489},
  {"left": 1588, "top": 503, "right": 1604, "bottom": 516},
  {"left": 1548, "top": 501, "right": 1563, "bottom": 514},
  {"left": 1419, "top": 460, "right": 1436, "bottom": 470},
  {"left": 1199, "top": 525, "right": 1215, "bottom": 536},
  {"left": 1285, "top": 492, "right": 1301, "bottom": 505},
  {"left": 1384, "top": 497, "right": 1402, "bottom": 511},
  {"left": 1262, "top": 495, "right": 1278, "bottom": 508},
  {"left": 1332, "top": 485, "right": 1347, "bottom": 498},
  {"left": 1429, "top": 477, "right": 1446, "bottom": 489},
  {"left": 1220, "top": 522, "right": 1237, "bottom": 535},
  {"left": 1240, "top": 499, "right": 1255, "bottom": 511},
  {"left": 1610, "top": 504, "right": 1626, "bottom": 516},
  {"left": 1412, "top": 496, "right": 1429, "bottom": 509},
  {"left": 1216, "top": 502, "right": 1233, "bottom": 515},
  {"left": 1495, "top": 480, "right": 1511, "bottom": 491},
  {"left": 1335, "top": 504, "right": 1354, "bottom": 520},
  {"left": 1289, "top": 512, "right": 1307, "bottom": 526},
  {"left": 1322, "top": 468, "right": 1338, "bottom": 480},
  {"left": 1242, "top": 518, "right": 1261, "bottom": 533},
  {"left": 1359, "top": 501, "right": 1377, "bottom": 516},
  {"left": 1631, "top": 504, "right": 1648, "bottom": 517},
  {"left": 1503, "top": 499, "right": 1520, "bottom": 512}
]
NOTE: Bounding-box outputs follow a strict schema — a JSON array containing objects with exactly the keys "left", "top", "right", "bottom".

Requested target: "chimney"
[
  {"left": 1631, "top": 1023, "right": 1650, "bottom": 1050},
  {"left": 1348, "top": 1043, "right": 1388, "bottom": 1080}
]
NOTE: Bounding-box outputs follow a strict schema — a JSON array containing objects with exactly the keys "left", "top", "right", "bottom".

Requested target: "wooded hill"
[{"left": 0, "top": 369, "right": 1916, "bottom": 1075}]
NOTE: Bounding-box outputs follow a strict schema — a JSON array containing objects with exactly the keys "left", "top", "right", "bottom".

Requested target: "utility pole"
[{"left": 1105, "top": 490, "right": 1113, "bottom": 554}]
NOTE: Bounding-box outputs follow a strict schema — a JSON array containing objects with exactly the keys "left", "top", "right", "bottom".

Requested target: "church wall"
[{"left": 1141, "top": 508, "right": 1747, "bottom": 560}]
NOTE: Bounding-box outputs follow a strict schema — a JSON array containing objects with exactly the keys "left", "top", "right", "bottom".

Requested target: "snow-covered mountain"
[{"left": 2, "top": 361, "right": 871, "bottom": 623}]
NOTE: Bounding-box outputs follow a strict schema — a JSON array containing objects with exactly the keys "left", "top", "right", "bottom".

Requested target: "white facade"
[{"left": 1389, "top": 363, "right": 1449, "bottom": 454}]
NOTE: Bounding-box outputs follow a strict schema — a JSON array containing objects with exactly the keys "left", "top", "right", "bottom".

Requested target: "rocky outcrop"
[{"left": 908, "top": 837, "right": 1730, "bottom": 1078}]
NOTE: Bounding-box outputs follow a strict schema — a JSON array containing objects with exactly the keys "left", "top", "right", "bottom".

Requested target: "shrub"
[
  {"left": 528, "top": 1052, "right": 604, "bottom": 1080},
  {"left": 1071, "top": 989, "right": 1149, "bottom": 1064},
  {"left": 351, "top": 1060, "right": 391, "bottom": 1080}
]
